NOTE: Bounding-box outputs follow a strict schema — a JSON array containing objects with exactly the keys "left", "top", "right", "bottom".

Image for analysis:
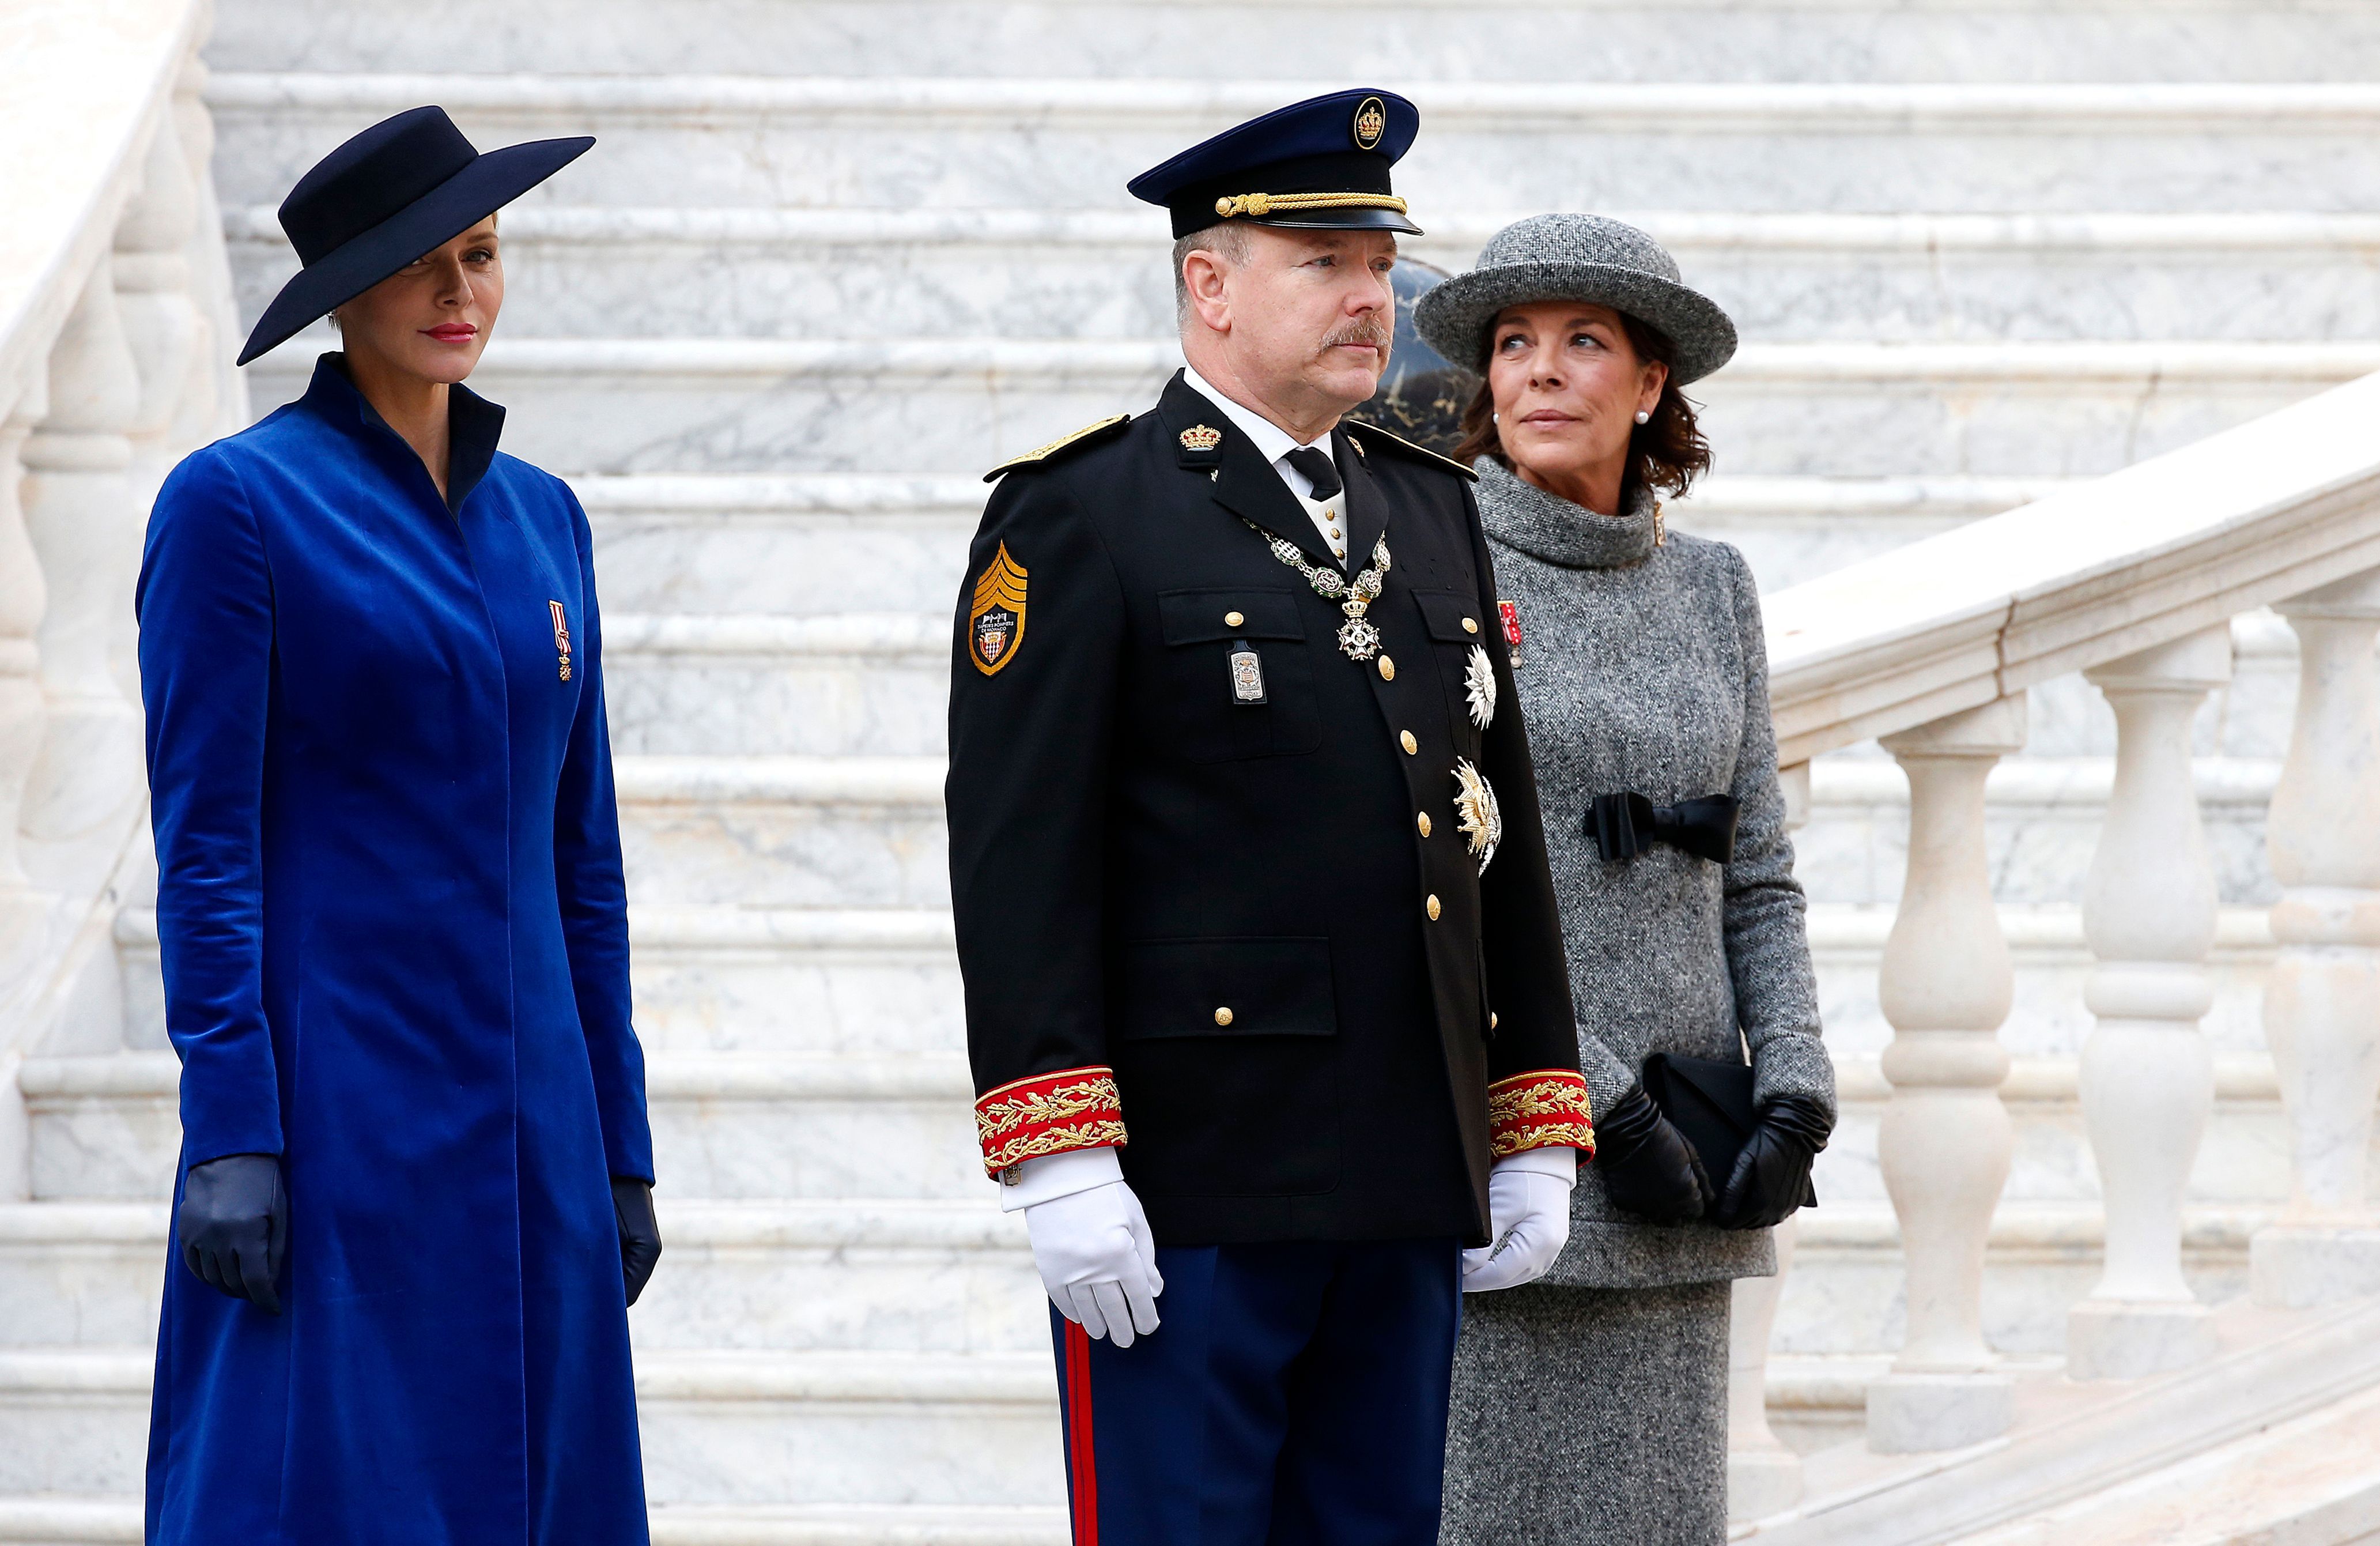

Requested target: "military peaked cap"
[{"left": 1128, "top": 89, "right": 1423, "bottom": 239}]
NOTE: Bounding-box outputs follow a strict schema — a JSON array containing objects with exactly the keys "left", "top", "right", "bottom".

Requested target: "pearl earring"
[
  {"left": 1634, "top": 410, "right": 1651, "bottom": 425},
  {"left": 1491, "top": 412, "right": 1500, "bottom": 423}
]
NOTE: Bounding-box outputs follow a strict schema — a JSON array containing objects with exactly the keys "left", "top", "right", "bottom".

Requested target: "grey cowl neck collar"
[{"left": 1472, "top": 454, "right": 1658, "bottom": 570}]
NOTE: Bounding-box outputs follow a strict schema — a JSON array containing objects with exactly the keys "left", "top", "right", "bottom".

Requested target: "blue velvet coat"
[{"left": 137, "top": 356, "right": 653, "bottom": 1545}]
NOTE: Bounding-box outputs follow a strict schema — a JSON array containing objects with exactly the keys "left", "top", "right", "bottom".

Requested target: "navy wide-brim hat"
[
  {"left": 1128, "top": 89, "right": 1424, "bottom": 239},
  {"left": 237, "top": 105, "right": 594, "bottom": 366},
  {"left": 1413, "top": 213, "right": 1738, "bottom": 387}
]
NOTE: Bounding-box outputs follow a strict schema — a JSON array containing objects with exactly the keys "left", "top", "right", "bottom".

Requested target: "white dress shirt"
[{"left": 1181, "top": 364, "right": 1351, "bottom": 566}]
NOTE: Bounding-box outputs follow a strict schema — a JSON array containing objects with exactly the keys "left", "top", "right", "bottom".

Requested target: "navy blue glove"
[
  {"left": 1714, "top": 1095, "right": 1831, "bottom": 1231},
  {"left": 177, "top": 1153, "right": 288, "bottom": 1315},
  {"left": 613, "top": 1177, "right": 661, "bottom": 1307}
]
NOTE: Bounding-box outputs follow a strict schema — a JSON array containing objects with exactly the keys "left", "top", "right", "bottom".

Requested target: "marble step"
[
  {"left": 205, "top": 76, "right": 2380, "bottom": 216},
  {"left": 0, "top": 1347, "right": 1064, "bottom": 1508},
  {"left": 575, "top": 473, "right": 2057, "bottom": 620},
  {"left": 239, "top": 335, "right": 2380, "bottom": 480},
  {"left": 17, "top": 1051, "right": 987, "bottom": 1202},
  {"left": 0, "top": 1199, "right": 1046, "bottom": 1355},
  {"left": 597, "top": 604, "right": 2305, "bottom": 761},
  {"left": 587, "top": 750, "right": 2292, "bottom": 911},
  {"left": 225, "top": 205, "right": 2380, "bottom": 345},
  {"left": 97, "top": 892, "right": 2266, "bottom": 1066},
  {"left": 606, "top": 614, "right": 948, "bottom": 758},
  {"left": 201, "top": 0, "right": 2380, "bottom": 84},
  {"left": 616, "top": 756, "right": 949, "bottom": 909},
  {"left": 0, "top": 1495, "right": 1070, "bottom": 1545}
]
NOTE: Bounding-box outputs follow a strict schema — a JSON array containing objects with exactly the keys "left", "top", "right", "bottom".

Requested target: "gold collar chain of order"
[{"left": 1244, "top": 519, "right": 1392, "bottom": 662}]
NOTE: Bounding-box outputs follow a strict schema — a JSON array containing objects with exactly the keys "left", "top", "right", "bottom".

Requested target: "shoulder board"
[
  {"left": 983, "top": 413, "right": 1133, "bottom": 483},
  {"left": 1344, "top": 420, "right": 1478, "bottom": 481}
]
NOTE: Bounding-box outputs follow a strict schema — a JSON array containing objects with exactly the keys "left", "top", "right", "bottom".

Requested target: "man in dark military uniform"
[{"left": 945, "top": 90, "right": 1595, "bottom": 1545}]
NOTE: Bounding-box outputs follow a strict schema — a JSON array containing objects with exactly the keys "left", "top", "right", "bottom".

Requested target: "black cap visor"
[
  {"left": 1241, "top": 206, "right": 1423, "bottom": 237},
  {"left": 237, "top": 135, "right": 592, "bottom": 367}
]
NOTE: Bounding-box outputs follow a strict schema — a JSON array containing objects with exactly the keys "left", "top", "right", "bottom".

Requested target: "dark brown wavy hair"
[{"left": 1452, "top": 308, "right": 1713, "bottom": 507}]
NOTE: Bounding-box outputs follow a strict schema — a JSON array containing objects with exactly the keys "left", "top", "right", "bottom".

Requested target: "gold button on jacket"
[{"left": 1214, "top": 1006, "right": 1234, "bottom": 1027}]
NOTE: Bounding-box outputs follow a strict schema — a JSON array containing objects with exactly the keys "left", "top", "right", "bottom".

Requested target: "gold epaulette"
[
  {"left": 1344, "top": 420, "right": 1478, "bottom": 482},
  {"left": 983, "top": 413, "right": 1133, "bottom": 483}
]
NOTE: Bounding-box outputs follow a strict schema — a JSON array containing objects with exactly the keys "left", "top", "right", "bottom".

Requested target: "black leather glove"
[
  {"left": 176, "top": 1153, "right": 288, "bottom": 1315},
  {"left": 1592, "top": 1084, "right": 1712, "bottom": 1225},
  {"left": 613, "top": 1177, "right": 662, "bottom": 1307},
  {"left": 1714, "top": 1094, "right": 1832, "bottom": 1231}
]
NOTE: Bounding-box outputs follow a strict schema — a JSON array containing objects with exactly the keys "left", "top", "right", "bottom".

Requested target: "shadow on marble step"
[
  {"left": 1948, "top": 1382, "right": 2380, "bottom": 1546},
  {"left": 591, "top": 602, "right": 2308, "bottom": 763},
  {"left": 0, "top": 1198, "right": 1052, "bottom": 1356},
  {"left": 571, "top": 473, "right": 2050, "bottom": 619},
  {"left": 228, "top": 206, "right": 2380, "bottom": 346},
  {"left": 199, "top": 0, "right": 2380, "bottom": 84},
  {"left": 106, "top": 904, "right": 972, "bottom": 1059},
  {"left": 18, "top": 1051, "right": 991, "bottom": 1202},
  {"left": 237, "top": 338, "right": 2379, "bottom": 480},
  {"left": 207, "top": 76, "right": 2380, "bottom": 216},
  {"left": 1744, "top": 1295, "right": 2380, "bottom": 1544},
  {"left": 0, "top": 1348, "right": 1064, "bottom": 1508},
  {"left": 0, "top": 1495, "right": 1072, "bottom": 1546},
  {"left": 593, "top": 748, "right": 2290, "bottom": 911},
  {"left": 108, "top": 897, "right": 2273, "bottom": 1066}
]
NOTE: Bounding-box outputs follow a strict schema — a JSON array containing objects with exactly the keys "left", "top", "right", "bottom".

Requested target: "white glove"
[
  {"left": 1460, "top": 1147, "right": 1577, "bottom": 1292},
  {"left": 1006, "top": 1148, "right": 1165, "bottom": 1347}
]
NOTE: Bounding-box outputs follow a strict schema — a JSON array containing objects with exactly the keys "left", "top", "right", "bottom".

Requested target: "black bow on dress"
[{"left": 1586, "top": 791, "right": 1739, "bottom": 865}]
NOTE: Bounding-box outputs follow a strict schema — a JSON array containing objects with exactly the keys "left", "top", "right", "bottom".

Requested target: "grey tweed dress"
[{"left": 1439, "top": 458, "right": 1835, "bottom": 1546}]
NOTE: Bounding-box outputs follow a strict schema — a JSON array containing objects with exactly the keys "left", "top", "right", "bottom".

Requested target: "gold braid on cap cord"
[{"left": 1214, "top": 191, "right": 1410, "bottom": 219}]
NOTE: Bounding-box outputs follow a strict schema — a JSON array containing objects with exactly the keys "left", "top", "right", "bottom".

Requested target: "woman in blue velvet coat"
[{"left": 137, "top": 107, "right": 660, "bottom": 1545}]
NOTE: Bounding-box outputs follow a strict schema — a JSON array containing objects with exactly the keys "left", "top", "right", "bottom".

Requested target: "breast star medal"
[
  {"left": 1464, "top": 644, "right": 1496, "bottom": 730},
  {"left": 1245, "top": 521, "right": 1392, "bottom": 662},
  {"left": 1453, "top": 757, "right": 1503, "bottom": 874},
  {"left": 548, "top": 600, "right": 572, "bottom": 681},
  {"left": 969, "top": 541, "right": 1029, "bottom": 676}
]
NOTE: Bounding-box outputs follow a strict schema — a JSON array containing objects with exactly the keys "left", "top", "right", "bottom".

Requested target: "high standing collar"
[
  {"left": 301, "top": 353, "right": 508, "bottom": 514},
  {"left": 1472, "top": 455, "right": 1659, "bottom": 570}
]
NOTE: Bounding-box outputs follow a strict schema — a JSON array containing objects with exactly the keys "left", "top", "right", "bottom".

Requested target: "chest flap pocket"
[
  {"left": 1410, "top": 588, "right": 1488, "bottom": 644},
  {"left": 1158, "top": 588, "right": 1307, "bottom": 645},
  {"left": 1149, "top": 587, "right": 1319, "bottom": 762}
]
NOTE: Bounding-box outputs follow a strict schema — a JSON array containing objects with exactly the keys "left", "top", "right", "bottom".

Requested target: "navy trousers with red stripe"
[{"left": 1050, "top": 1238, "right": 1463, "bottom": 1546}]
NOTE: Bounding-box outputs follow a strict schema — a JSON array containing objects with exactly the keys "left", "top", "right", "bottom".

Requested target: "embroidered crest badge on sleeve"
[{"left": 969, "top": 541, "right": 1030, "bottom": 676}]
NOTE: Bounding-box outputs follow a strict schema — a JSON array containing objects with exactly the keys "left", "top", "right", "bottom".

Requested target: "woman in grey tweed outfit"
[{"left": 1413, "top": 216, "right": 1838, "bottom": 1544}]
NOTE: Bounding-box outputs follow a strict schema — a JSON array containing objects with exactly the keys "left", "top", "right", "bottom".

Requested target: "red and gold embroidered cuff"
[
  {"left": 975, "top": 1066, "right": 1128, "bottom": 1177},
  {"left": 1488, "top": 1069, "right": 1597, "bottom": 1159}
]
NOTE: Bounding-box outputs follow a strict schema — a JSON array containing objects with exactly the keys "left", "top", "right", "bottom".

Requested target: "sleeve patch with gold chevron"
[
  {"left": 968, "top": 541, "right": 1030, "bottom": 676},
  {"left": 983, "top": 413, "right": 1132, "bottom": 482}
]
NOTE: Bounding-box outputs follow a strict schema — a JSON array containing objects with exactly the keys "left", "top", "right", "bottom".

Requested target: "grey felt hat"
[{"left": 1412, "top": 213, "right": 1737, "bottom": 386}]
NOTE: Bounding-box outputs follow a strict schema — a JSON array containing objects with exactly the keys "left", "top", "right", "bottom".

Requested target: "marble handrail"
[{"left": 1763, "top": 368, "right": 2380, "bottom": 766}]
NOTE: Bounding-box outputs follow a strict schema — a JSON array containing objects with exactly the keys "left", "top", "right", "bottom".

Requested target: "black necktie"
[{"left": 1284, "top": 446, "right": 1342, "bottom": 502}]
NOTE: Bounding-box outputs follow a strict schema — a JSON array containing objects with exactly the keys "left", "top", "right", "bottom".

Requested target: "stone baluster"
[
  {"left": 115, "top": 110, "right": 205, "bottom": 717},
  {"left": 172, "top": 52, "right": 243, "bottom": 439},
  {"left": 18, "top": 255, "right": 146, "bottom": 869},
  {"left": 1728, "top": 759, "right": 1811, "bottom": 1522},
  {"left": 2251, "top": 570, "right": 2380, "bottom": 1309},
  {"left": 1867, "top": 695, "right": 2026, "bottom": 1453},
  {"left": 2065, "top": 628, "right": 2230, "bottom": 1376},
  {"left": 0, "top": 384, "right": 50, "bottom": 949}
]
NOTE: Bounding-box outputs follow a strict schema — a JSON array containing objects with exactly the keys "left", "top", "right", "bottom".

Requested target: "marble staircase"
[{"left": 5, "top": 2, "right": 2380, "bottom": 1541}]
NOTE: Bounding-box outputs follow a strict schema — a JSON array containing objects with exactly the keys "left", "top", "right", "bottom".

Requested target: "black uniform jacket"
[{"left": 948, "top": 371, "right": 1592, "bottom": 1246}]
